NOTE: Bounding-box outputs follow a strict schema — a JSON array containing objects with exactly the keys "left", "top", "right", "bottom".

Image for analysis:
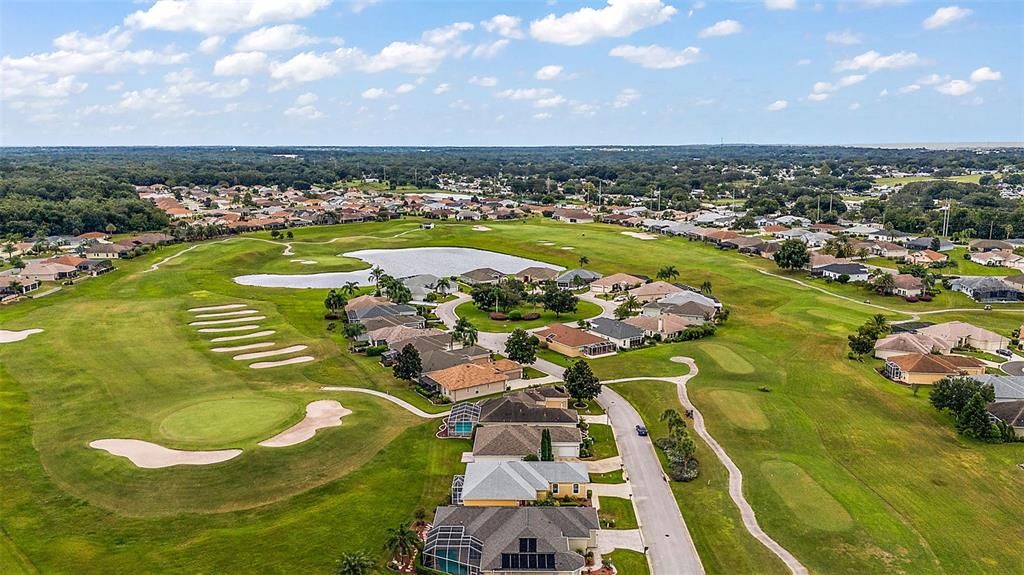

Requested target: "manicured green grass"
[
  {"left": 576, "top": 399, "right": 606, "bottom": 415},
  {"left": 867, "top": 247, "right": 1016, "bottom": 277},
  {"left": 585, "top": 423, "right": 618, "bottom": 460},
  {"left": 453, "top": 299, "right": 602, "bottom": 332},
  {"left": 610, "top": 380, "right": 789, "bottom": 575},
  {"left": 523, "top": 366, "right": 548, "bottom": 380},
  {"left": 605, "top": 550, "right": 650, "bottom": 575},
  {"left": 537, "top": 343, "right": 691, "bottom": 380},
  {"left": 598, "top": 496, "right": 638, "bottom": 529},
  {"left": 158, "top": 397, "right": 299, "bottom": 445},
  {"left": 954, "top": 349, "right": 1006, "bottom": 363},
  {"left": 590, "top": 469, "right": 625, "bottom": 484},
  {"left": 2, "top": 217, "right": 1022, "bottom": 574}
]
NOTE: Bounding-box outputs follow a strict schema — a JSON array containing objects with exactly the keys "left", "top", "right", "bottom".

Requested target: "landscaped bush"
[
  {"left": 905, "top": 295, "right": 919, "bottom": 302},
  {"left": 508, "top": 310, "right": 523, "bottom": 321},
  {"left": 365, "top": 345, "right": 389, "bottom": 356},
  {"left": 522, "top": 312, "right": 541, "bottom": 320},
  {"left": 919, "top": 293, "right": 933, "bottom": 301},
  {"left": 324, "top": 312, "right": 340, "bottom": 320},
  {"left": 489, "top": 312, "right": 508, "bottom": 320}
]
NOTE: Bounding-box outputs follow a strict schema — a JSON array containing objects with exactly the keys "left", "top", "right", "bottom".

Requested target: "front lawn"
[
  {"left": 537, "top": 344, "right": 691, "bottom": 380},
  {"left": 605, "top": 550, "right": 650, "bottom": 575},
  {"left": 590, "top": 469, "right": 625, "bottom": 484},
  {"left": 584, "top": 423, "right": 618, "bottom": 460},
  {"left": 453, "top": 299, "right": 602, "bottom": 332},
  {"left": 598, "top": 496, "right": 638, "bottom": 530}
]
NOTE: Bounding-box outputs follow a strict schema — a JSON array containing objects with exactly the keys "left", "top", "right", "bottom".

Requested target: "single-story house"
[
  {"left": 819, "top": 263, "right": 870, "bottom": 283},
  {"left": 552, "top": 208, "right": 594, "bottom": 224},
  {"left": 362, "top": 314, "right": 426, "bottom": 333},
  {"left": 518, "top": 386, "right": 571, "bottom": 409},
  {"left": 423, "top": 506, "right": 599, "bottom": 575},
  {"left": 950, "top": 277, "right": 1023, "bottom": 303},
  {"left": 401, "top": 274, "right": 448, "bottom": 299},
  {"left": 906, "top": 237, "right": 954, "bottom": 252},
  {"left": 456, "top": 460, "right": 590, "bottom": 506},
  {"left": 586, "top": 317, "right": 645, "bottom": 349},
  {"left": 917, "top": 321, "right": 1009, "bottom": 353},
  {"left": 862, "top": 240, "right": 909, "bottom": 259},
  {"left": 873, "top": 332, "right": 953, "bottom": 359},
  {"left": 629, "top": 280, "right": 684, "bottom": 302},
  {"left": 624, "top": 313, "right": 694, "bottom": 339},
  {"left": 589, "top": 272, "right": 644, "bottom": 294},
  {"left": 515, "top": 266, "right": 560, "bottom": 284},
  {"left": 0, "top": 275, "right": 41, "bottom": 296},
  {"left": 363, "top": 325, "right": 445, "bottom": 347},
  {"left": 883, "top": 353, "right": 986, "bottom": 385},
  {"left": 472, "top": 425, "right": 582, "bottom": 461},
  {"left": 535, "top": 324, "right": 616, "bottom": 358},
  {"left": 422, "top": 360, "right": 522, "bottom": 403},
  {"left": 906, "top": 249, "right": 948, "bottom": 265},
  {"left": 555, "top": 269, "right": 603, "bottom": 289},
  {"left": 969, "top": 239, "right": 1013, "bottom": 252},
  {"left": 971, "top": 375, "right": 1024, "bottom": 402},
  {"left": 892, "top": 273, "right": 925, "bottom": 297},
  {"left": 969, "top": 250, "right": 1024, "bottom": 270},
  {"left": 461, "top": 267, "right": 505, "bottom": 285},
  {"left": 987, "top": 400, "right": 1024, "bottom": 434},
  {"left": 478, "top": 392, "right": 578, "bottom": 427},
  {"left": 18, "top": 261, "right": 78, "bottom": 282}
]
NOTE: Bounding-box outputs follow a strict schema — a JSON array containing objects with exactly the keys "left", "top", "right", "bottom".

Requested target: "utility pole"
[{"left": 816, "top": 195, "right": 821, "bottom": 222}]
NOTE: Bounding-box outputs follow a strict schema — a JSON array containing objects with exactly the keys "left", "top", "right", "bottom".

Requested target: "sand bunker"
[
  {"left": 190, "top": 316, "right": 267, "bottom": 326},
  {"left": 250, "top": 356, "right": 315, "bottom": 369},
  {"left": 211, "top": 342, "right": 275, "bottom": 353},
  {"left": 194, "top": 309, "right": 259, "bottom": 318},
  {"left": 621, "top": 231, "right": 659, "bottom": 240},
  {"left": 538, "top": 241, "right": 555, "bottom": 245},
  {"left": 472, "top": 225, "right": 492, "bottom": 232},
  {"left": 290, "top": 259, "right": 317, "bottom": 264},
  {"left": 89, "top": 439, "right": 241, "bottom": 468},
  {"left": 189, "top": 303, "right": 246, "bottom": 313},
  {"left": 198, "top": 325, "right": 261, "bottom": 333},
  {"left": 258, "top": 400, "right": 352, "bottom": 447},
  {"left": 210, "top": 330, "right": 276, "bottom": 342},
  {"left": 560, "top": 246, "right": 576, "bottom": 250},
  {"left": 0, "top": 328, "right": 43, "bottom": 344},
  {"left": 234, "top": 345, "right": 307, "bottom": 360}
]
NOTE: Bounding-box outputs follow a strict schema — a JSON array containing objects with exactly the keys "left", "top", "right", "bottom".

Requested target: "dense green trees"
[
  {"left": 393, "top": 344, "right": 422, "bottom": 381},
  {"left": 774, "top": 239, "right": 810, "bottom": 270},
  {"left": 564, "top": 360, "right": 601, "bottom": 406},
  {"left": 504, "top": 328, "right": 538, "bottom": 365}
]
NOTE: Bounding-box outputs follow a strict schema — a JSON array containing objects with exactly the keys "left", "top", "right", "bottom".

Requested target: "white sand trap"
[
  {"left": 250, "top": 356, "right": 315, "bottom": 369},
  {"left": 472, "top": 225, "right": 492, "bottom": 232},
  {"left": 198, "top": 324, "right": 261, "bottom": 333},
  {"left": 234, "top": 345, "right": 307, "bottom": 360},
  {"left": 89, "top": 439, "right": 241, "bottom": 468},
  {"left": 0, "top": 329, "right": 44, "bottom": 344},
  {"left": 190, "top": 316, "right": 267, "bottom": 326},
  {"left": 538, "top": 241, "right": 555, "bottom": 245},
  {"left": 210, "top": 330, "right": 276, "bottom": 342},
  {"left": 560, "top": 246, "right": 576, "bottom": 250},
  {"left": 290, "top": 259, "right": 317, "bottom": 264},
  {"left": 258, "top": 400, "right": 352, "bottom": 447},
  {"left": 194, "top": 309, "right": 259, "bottom": 319},
  {"left": 189, "top": 303, "right": 247, "bottom": 313},
  {"left": 621, "top": 231, "right": 659, "bottom": 240},
  {"left": 211, "top": 342, "right": 275, "bottom": 353}
]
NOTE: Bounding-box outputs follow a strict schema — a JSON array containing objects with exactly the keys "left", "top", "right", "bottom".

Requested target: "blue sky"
[{"left": 1, "top": 0, "right": 1021, "bottom": 146}]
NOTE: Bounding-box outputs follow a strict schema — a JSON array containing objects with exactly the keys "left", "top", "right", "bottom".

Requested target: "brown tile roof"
[
  {"left": 535, "top": 324, "right": 608, "bottom": 348},
  {"left": 887, "top": 353, "right": 985, "bottom": 374},
  {"left": 425, "top": 363, "right": 507, "bottom": 392},
  {"left": 590, "top": 273, "right": 645, "bottom": 288},
  {"left": 629, "top": 281, "right": 683, "bottom": 297}
]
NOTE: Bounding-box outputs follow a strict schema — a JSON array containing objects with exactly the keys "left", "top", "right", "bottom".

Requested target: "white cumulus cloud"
[
  {"left": 198, "top": 36, "right": 225, "bottom": 54},
  {"left": 613, "top": 87, "right": 640, "bottom": 108},
  {"left": 213, "top": 51, "right": 268, "bottom": 76},
  {"left": 535, "top": 65, "right": 564, "bottom": 80},
  {"left": 395, "top": 82, "right": 417, "bottom": 93},
  {"left": 765, "top": 0, "right": 797, "bottom": 10},
  {"left": 826, "top": 31, "right": 862, "bottom": 45},
  {"left": 609, "top": 45, "right": 701, "bottom": 69},
  {"left": 235, "top": 24, "right": 320, "bottom": 52},
  {"left": 361, "top": 87, "right": 389, "bottom": 99},
  {"left": 969, "top": 66, "right": 1001, "bottom": 83},
  {"left": 530, "top": 0, "right": 677, "bottom": 46},
  {"left": 125, "top": 0, "right": 332, "bottom": 34},
  {"left": 834, "top": 50, "right": 922, "bottom": 72},
  {"left": 923, "top": 6, "right": 972, "bottom": 30},
  {"left": 698, "top": 19, "right": 742, "bottom": 38},
  {"left": 468, "top": 76, "right": 498, "bottom": 87},
  {"left": 936, "top": 79, "right": 974, "bottom": 96},
  {"left": 766, "top": 99, "right": 788, "bottom": 111},
  {"left": 433, "top": 83, "right": 450, "bottom": 94},
  {"left": 481, "top": 14, "right": 524, "bottom": 39}
]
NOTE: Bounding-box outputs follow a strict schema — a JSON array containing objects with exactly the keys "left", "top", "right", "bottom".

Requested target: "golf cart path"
[
  {"left": 143, "top": 244, "right": 200, "bottom": 273},
  {"left": 319, "top": 386, "right": 450, "bottom": 418},
  {"left": 605, "top": 357, "right": 808, "bottom": 575}
]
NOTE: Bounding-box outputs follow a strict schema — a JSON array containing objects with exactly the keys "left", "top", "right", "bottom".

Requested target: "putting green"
[
  {"left": 699, "top": 342, "right": 754, "bottom": 374},
  {"left": 706, "top": 390, "right": 769, "bottom": 430},
  {"left": 761, "top": 461, "right": 853, "bottom": 532},
  {"left": 159, "top": 398, "right": 299, "bottom": 445}
]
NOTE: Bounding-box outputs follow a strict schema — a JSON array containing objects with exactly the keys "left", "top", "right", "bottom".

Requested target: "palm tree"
[
  {"left": 369, "top": 266, "right": 385, "bottom": 289},
  {"left": 624, "top": 294, "right": 640, "bottom": 313},
  {"left": 871, "top": 273, "right": 896, "bottom": 295},
  {"left": 656, "top": 265, "right": 679, "bottom": 282},
  {"left": 384, "top": 523, "right": 418, "bottom": 565},
  {"left": 578, "top": 255, "right": 589, "bottom": 268},
  {"left": 2, "top": 242, "right": 15, "bottom": 260},
  {"left": 462, "top": 322, "right": 479, "bottom": 347},
  {"left": 342, "top": 281, "right": 360, "bottom": 297},
  {"left": 660, "top": 409, "right": 686, "bottom": 435},
  {"left": 335, "top": 551, "right": 374, "bottom": 575},
  {"left": 867, "top": 314, "right": 890, "bottom": 336},
  {"left": 434, "top": 277, "right": 451, "bottom": 294},
  {"left": 700, "top": 279, "right": 712, "bottom": 295}
]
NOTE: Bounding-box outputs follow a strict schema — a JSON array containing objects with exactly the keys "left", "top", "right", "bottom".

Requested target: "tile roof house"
[
  {"left": 906, "top": 249, "right": 948, "bottom": 265},
  {"left": 554, "top": 269, "right": 603, "bottom": 289},
  {"left": 461, "top": 267, "right": 505, "bottom": 285},
  {"left": 917, "top": 321, "right": 1009, "bottom": 353},
  {"left": 892, "top": 273, "right": 925, "bottom": 297},
  {"left": 950, "top": 277, "right": 1023, "bottom": 303},
  {"left": 873, "top": 332, "right": 953, "bottom": 360},
  {"left": 629, "top": 280, "right": 684, "bottom": 302},
  {"left": 535, "top": 323, "right": 616, "bottom": 358},
  {"left": 987, "top": 400, "right": 1024, "bottom": 433},
  {"left": 586, "top": 317, "right": 645, "bottom": 349},
  {"left": 85, "top": 243, "right": 131, "bottom": 259},
  {"left": 423, "top": 506, "right": 599, "bottom": 575},
  {"left": 422, "top": 360, "right": 523, "bottom": 403},
  {"left": 472, "top": 425, "right": 582, "bottom": 460},
  {"left": 883, "top": 353, "right": 986, "bottom": 385},
  {"left": 478, "top": 393, "right": 579, "bottom": 427},
  {"left": 588, "top": 272, "right": 645, "bottom": 294},
  {"left": 552, "top": 208, "right": 594, "bottom": 223},
  {"left": 624, "top": 313, "right": 695, "bottom": 339},
  {"left": 456, "top": 461, "right": 590, "bottom": 506},
  {"left": 515, "top": 266, "right": 561, "bottom": 283},
  {"left": 18, "top": 261, "right": 78, "bottom": 282}
]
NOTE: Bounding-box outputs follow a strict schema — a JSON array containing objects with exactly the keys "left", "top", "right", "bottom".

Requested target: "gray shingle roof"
[
  {"left": 588, "top": 317, "right": 644, "bottom": 340},
  {"left": 473, "top": 425, "right": 581, "bottom": 457}
]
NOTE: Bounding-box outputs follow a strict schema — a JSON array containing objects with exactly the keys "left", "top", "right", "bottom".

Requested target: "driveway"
[
  {"left": 579, "top": 291, "right": 619, "bottom": 319},
  {"left": 434, "top": 292, "right": 471, "bottom": 328},
  {"left": 599, "top": 386, "right": 705, "bottom": 574},
  {"left": 1002, "top": 361, "right": 1024, "bottom": 376}
]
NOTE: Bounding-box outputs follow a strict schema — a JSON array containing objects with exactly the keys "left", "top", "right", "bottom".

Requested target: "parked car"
[
  {"left": 997, "top": 349, "right": 1013, "bottom": 358},
  {"left": 613, "top": 295, "right": 626, "bottom": 302},
  {"left": 635, "top": 425, "right": 648, "bottom": 436}
]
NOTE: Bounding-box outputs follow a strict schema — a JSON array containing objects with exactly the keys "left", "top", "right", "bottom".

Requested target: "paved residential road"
[{"left": 598, "top": 386, "right": 706, "bottom": 575}]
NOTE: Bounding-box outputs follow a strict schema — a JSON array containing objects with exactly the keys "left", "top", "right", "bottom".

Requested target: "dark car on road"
[{"left": 635, "top": 425, "right": 648, "bottom": 436}]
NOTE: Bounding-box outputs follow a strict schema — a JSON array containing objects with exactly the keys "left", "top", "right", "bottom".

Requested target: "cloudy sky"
[{"left": 1, "top": 0, "right": 1021, "bottom": 146}]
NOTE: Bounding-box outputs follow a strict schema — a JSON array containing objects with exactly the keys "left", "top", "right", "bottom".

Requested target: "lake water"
[{"left": 234, "top": 247, "right": 563, "bottom": 289}]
